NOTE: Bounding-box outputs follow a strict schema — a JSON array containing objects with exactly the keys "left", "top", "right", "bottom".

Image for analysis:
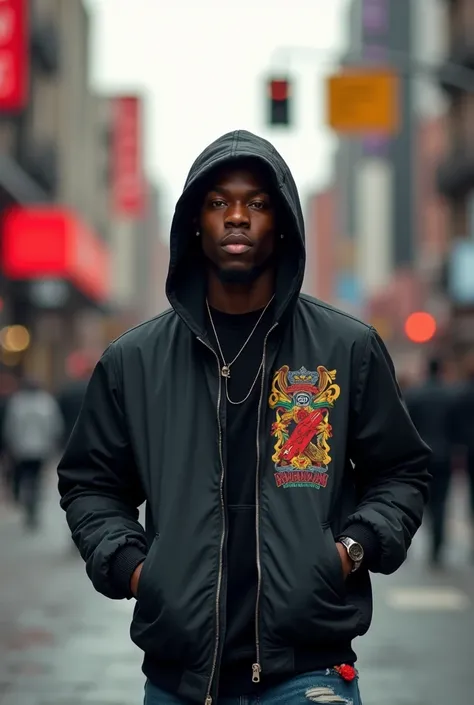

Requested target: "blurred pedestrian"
[
  {"left": 448, "top": 352, "right": 474, "bottom": 559},
  {"left": 405, "top": 358, "right": 453, "bottom": 567},
  {"left": 58, "top": 130, "right": 431, "bottom": 705},
  {"left": 57, "top": 356, "right": 95, "bottom": 446},
  {"left": 0, "top": 371, "right": 20, "bottom": 502},
  {"left": 4, "top": 377, "right": 63, "bottom": 529},
  {"left": 396, "top": 371, "right": 412, "bottom": 395}
]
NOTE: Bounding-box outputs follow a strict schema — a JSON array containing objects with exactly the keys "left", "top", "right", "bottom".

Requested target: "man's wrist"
[
  {"left": 337, "top": 536, "right": 364, "bottom": 572},
  {"left": 109, "top": 545, "right": 147, "bottom": 599},
  {"left": 340, "top": 522, "right": 380, "bottom": 571},
  {"left": 130, "top": 561, "right": 144, "bottom": 597},
  {"left": 336, "top": 541, "right": 354, "bottom": 577}
]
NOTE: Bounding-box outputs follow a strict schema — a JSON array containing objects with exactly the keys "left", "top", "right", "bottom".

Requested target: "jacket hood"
[{"left": 165, "top": 129, "right": 306, "bottom": 337}]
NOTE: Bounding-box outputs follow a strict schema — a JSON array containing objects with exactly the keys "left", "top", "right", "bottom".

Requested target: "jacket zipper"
[
  {"left": 197, "top": 338, "right": 226, "bottom": 705},
  {"left": 252, "top": 322, "right": 278, "bottom": 684}
]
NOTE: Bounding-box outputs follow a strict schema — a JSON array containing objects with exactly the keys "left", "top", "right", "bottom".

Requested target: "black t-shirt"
[{"left": 206, "top": 304, "right": 272, "bottom": 695}]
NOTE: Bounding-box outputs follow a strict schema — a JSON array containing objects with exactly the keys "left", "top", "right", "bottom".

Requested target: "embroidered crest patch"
[{"left": 269, "top": 365, "right": 340, "bottom": 489}]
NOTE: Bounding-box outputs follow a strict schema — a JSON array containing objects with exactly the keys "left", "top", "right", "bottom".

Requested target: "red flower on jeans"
[{"left": 334, "top": 664, "right": 357, "bottom": 682}]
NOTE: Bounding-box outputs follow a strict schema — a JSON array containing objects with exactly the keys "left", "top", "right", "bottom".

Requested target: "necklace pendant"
[{"left": 221, "top": 365, "right": 231, "bottom": 379}]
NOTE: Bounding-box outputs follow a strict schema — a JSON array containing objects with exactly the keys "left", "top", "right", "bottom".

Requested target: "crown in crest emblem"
[{"left": 287, "top": 367, "right": 319, "bottom": 388}]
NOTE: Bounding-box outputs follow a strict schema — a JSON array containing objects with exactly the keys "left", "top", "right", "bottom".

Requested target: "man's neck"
[{"left": 207, "top": 269, "right": 274, "bottom": 314}]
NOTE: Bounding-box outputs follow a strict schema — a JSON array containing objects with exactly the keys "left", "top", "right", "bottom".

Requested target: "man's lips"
[
  {"left": 221, "top": 233, "right": 252, "bottom": 255},
  {"left": 222, "top": 243, "right": 252, "bottom": 254}
]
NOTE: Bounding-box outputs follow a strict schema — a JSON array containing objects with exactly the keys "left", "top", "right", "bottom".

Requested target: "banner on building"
[
  {"left": 110, "top": 95, "right": 145, "bottom": 218},
  {"left": 0, "top": 0, "right": 29, "bottom": 112}
]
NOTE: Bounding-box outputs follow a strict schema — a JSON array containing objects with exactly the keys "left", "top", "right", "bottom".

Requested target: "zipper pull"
[
  {"left": 205, "top": 697, "right": 212, "bottom": 705},
  {"left": 252, "top": 663, "right": 261, "bottom": 683}
]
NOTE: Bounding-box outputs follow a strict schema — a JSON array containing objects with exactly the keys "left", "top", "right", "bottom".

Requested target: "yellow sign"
[{"left": 326, "top": 69, "right": 400, "bottom": 134}]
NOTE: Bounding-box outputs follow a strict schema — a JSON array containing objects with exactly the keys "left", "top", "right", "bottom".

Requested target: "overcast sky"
[{"left": 84, "top": 0, "right": 349, "bottom": 234}]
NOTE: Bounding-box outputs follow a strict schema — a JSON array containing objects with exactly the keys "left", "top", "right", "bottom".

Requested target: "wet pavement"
[
  {"left": 0, "top": 467, "right": 144, "bottom": 705},
  {"left": 356, "top": 473, "right": 474, "bottom": 705},
  {"left": 0, "top": 466, "right": 473, "bottom": 705}
]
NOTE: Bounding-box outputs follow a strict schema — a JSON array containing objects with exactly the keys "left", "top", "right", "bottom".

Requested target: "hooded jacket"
[{"left": 58, "top": 130, "right": 431, "bottom": 705}]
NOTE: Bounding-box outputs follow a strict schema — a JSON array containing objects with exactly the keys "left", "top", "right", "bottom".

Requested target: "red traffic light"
[
  {"left": 404, "top": 312, "right": 437, "bottom": 343},
  {"left": 269, "top": 79, "right": 290, "bottom": 102},
  {"left": 266, "top": 77, "right": 292, "bottom": 126}
]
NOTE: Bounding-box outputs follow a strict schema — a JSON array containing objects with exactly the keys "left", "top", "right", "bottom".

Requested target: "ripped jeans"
[{"left": 144, "top": 670, "right": 362, "bottom": 705}]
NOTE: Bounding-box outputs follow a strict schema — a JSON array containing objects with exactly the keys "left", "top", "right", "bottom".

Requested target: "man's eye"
[
  {"left": 211, "top": 199, "right": 226, "bottom": 207},
  {"left": 250, "top": 201, "right": 265, "bottom": 209}
]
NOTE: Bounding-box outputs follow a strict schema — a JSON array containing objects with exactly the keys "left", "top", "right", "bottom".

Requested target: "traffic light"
[
  {"left": 404, "top": 312, "right": 437, "bottom": 344},
  {"left": 267, "top": 78, "right": 291, "bottom": 126}
]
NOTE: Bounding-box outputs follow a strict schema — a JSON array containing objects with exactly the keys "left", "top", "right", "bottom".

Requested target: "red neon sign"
[
  {"left": 0, "top": 0, "right": 29, "bottom": 112},
  {"left": 111, "top": 95, "right": 145, "bottom": 218},
  {"left": 1, "top": 207, "right": 110, "bottom": 303}
]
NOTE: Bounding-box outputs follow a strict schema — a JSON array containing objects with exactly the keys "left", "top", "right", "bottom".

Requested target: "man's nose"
[{"left": 225, "top": 203, "right": 250, "bottom": 227}]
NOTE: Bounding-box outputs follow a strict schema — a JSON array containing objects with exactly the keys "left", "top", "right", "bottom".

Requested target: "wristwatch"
[{"left": 338, "top": 536, "right": 364, "bottom": 573}]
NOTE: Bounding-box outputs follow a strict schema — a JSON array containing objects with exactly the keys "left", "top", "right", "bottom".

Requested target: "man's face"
[{"left": 199, "top": 164, "right": 277, "bottom": 280}]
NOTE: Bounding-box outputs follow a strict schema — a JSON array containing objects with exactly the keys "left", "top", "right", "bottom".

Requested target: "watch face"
[{"left": 348, "top": 542, "right": 364, "bottom": 562}]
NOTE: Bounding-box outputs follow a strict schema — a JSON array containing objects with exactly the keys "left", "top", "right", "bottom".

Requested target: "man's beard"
[{"left": 206, "top": 252, "right": 276, "bottom": 285}]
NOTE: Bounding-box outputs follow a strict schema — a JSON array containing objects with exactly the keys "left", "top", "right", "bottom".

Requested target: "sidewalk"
[{"left": 0, "top": 468, "right": 145, "bottom": 705}]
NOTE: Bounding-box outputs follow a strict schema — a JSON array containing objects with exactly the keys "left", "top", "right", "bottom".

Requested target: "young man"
[{"left": 58, "top": 130, "right": 431, "bottom": 705}]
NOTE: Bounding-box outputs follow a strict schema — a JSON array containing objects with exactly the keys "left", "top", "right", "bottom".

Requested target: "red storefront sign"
[
  {"left": 111, "top": 95, "right": 145, "bottom": 218},
  {"left": 0, "top": 0, "right": 29, "bottom": 112},
  {"left": 1, "top": 207, "right": 110, "bottom": 303}
]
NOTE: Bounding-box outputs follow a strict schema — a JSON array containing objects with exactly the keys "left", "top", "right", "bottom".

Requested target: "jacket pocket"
[
  {"left": 130, "top": 524, "right": 218, "bottom": 672},
  {"left": 136, "top": 534, "right": 160, "bottom": 612},
  {"left": 321, "top": 525, "right": 347, "bottom": 598},
  {"left": 322, "top": 525, "right": 373, "bottom": 637}
]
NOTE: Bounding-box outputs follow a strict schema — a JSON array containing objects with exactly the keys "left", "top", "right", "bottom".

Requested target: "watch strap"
[{"left": 338, "top": 536, "right": 363, "bottom": 572}]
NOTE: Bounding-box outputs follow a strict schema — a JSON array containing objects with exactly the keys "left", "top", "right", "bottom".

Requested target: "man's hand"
[
  {"left": 336, "top": 542, "right": 353, "bottom": 579},
  {"left": 130, "top": 562, "right": 144, "bottom": 598}
]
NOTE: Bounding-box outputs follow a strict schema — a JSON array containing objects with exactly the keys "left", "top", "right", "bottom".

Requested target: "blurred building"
[
  {"left": 0, "top": 0, "right": 111, "bottom": 388},
  {"left": 134, "top": 182, "right": 169, "bottom": 320},
  {"left": 0, "top": 1, "right": 169, "bottom": 389},
  {"left": 437, "top": 0, "right": 474, "bottom": 360},
  {"left": 102, "top": 177, "right": 170, "bottom": 343},
  {"left": 306, "top": 0, "right": 449, "bottom": 376},
  {"left": 303, "top": 187, "right": 337, "bottom": 304}
]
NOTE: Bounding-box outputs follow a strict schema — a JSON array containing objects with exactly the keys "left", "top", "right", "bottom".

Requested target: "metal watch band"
[{"left": 339, "top": 536, "right": 363, "bottom": 572}]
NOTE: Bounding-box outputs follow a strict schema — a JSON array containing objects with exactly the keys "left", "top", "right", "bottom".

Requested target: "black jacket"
[{"left": 58, "top": 130, "right": 431, "bottom": 705}]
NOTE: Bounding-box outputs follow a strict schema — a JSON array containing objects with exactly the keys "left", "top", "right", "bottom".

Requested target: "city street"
[
  {"left": 0, "top": 2, "right": 471, "bottom": 705},
  {"left": 0, "top": 468, "right": 472, "bottom": 705}
]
